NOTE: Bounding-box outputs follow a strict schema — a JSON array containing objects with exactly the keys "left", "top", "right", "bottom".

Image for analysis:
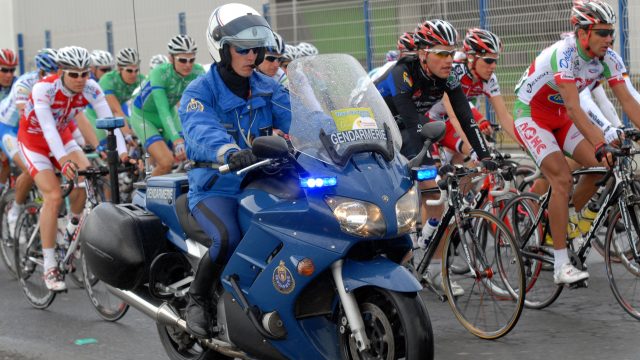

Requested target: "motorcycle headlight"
[
  {"left": 325, "top": 196, "right": 386, "bottom": 238},
  {"left": 396, "top": 186, "right": 419, "bottom": 234}
]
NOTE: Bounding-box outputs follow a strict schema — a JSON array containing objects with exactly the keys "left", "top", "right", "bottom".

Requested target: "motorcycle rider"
[{"left": 179, "top": 3, "right": 291, "bottom": 338}]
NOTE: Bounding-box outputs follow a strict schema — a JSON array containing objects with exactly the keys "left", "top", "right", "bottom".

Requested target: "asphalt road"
[{"left": 0, "top": 251, "right": 639, "bottom": 360}]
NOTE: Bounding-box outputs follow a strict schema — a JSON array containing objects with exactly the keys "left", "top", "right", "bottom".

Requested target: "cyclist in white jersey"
[
  {"left": 513, "top": 1, "right": 640, "bottom": 284},
  {"left": 0, "top": 49, "right": 59, "bottom": 236}
]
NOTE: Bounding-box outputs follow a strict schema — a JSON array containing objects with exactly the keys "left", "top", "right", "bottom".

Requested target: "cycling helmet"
[
  {"left": 149, "top": 54, "right": 169, "bottom": 69},
  {"left": 90, "top": 50, "right": 114, "bottom": 67},
  {"left": 206, "top": 3, "right": 275, "bottom": 63},
  {"left": 168, "top": 34, "right": 198, "bottom": 54},
  {"left": 57, "top": 46, "right": 92, "bottom": 69},
  {"left": 116, "top": 48, "right": 140, "bottom": 67},
  {"left": 571, "top": 0, "right": 616, "bottom": 27},
  {"left": 414, "top": 19, "right": 458, "bottom": 49},
  {"left": 463, "top": 28, "right": 502, "bottom": 54},
  {"left": 397, "top": 32, "right": 416, "bottom": 53},
  {"left": 385, "top": 50, "right": 399, "bottom": 62},
  {"left": 34, "top": 48, "right": 58, "bottom": 73},
  {"left": 0, "top": 49, "right": 18, "bottom": 67},
  {"left": 296, "top": 42, "right": 318, "bottom": 57},
  {"left": 282, "top": 44, "right": 299, "bottom": 62},
  {"left": 267, "top": 32, "right": 286, "bottom": 54}
]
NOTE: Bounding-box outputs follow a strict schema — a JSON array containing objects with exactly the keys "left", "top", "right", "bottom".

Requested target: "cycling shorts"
[
  {"left": 18, "top": 127, "right": 81, "bottom": 177},
  {"left": 0, "top": 123, "right": 18, "bottom": 159},
  {"left": 129, "top": 107, "right": 181, "bottom": 150}
]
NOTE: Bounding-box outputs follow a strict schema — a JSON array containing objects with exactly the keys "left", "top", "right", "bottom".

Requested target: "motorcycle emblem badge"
[{"left": 273, "top": 260, "right": 295, "bottom": 294}]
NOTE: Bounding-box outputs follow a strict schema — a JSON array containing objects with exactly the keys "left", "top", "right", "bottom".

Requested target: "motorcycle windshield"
[{"left": 287, "top": 54, "right": 402, "bottom": 166}]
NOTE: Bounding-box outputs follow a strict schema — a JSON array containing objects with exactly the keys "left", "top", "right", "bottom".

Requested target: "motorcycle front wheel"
[{"left": 339, "top": 287, "right": 433, "bottom": 360}]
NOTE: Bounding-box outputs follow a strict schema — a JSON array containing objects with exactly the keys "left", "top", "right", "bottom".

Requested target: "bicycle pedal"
[{"left": 567, "top": 280, "right": 588, "bottom": 289}]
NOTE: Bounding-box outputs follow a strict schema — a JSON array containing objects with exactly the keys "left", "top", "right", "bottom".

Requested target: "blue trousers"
[{"left": 191, "top": 196, "right": 241, "bottom": 264}]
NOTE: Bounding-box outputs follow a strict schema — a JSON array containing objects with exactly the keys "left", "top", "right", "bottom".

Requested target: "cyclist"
[
  {"left": 85, "top": 48, "right": 143, "bottom": 150},
  {"left": 375, "top": 19, "right": 491, "bottom": 295},
  {"left": 17, "top": 46, "right": 127, "bottom": 291},
  {"left": 256, "top": 32, "right": 288, "bottom": 88},
  {"left": 279, "top": 44, "right": 298, "bottom": 74},
  {"left": 427, "top": 28, "right": 516, "bottom": 164},
  {"left": 129, "top": 34, "right": 204, "bottom": 176},
  {"left": 370, "top": 32, "right": 417, "bottom": 83},
  {"left": 296, "top": 41, "right": 319, "bottom": 57},
  {"left": 0, "top": 49, "right": 17, "bottom": 101},
  {"left": 179, "top": 3, "right": 290, "bottom": 338},
  {"left": 513, "top": 1, "right": 640, "bottom": 284},
  {"left": 149, "top": 54, "right": 170, "bottom": 71},
  {"left": 0, "top": 48, "right": 59, "bottom": 236},
  {"left": 89, "top": 50, "right": 114, "bottom": 81}
]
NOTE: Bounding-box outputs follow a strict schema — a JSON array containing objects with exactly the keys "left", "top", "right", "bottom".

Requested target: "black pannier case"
[{"left": 80, "top": 202, "right": 166, "bottom": 290}]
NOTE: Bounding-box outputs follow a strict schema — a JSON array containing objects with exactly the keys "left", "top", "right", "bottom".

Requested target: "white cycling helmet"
[
  {"left": 58, "top": 46, "right": 92, "bottom": 70},
  {"left": 90, "top": 49, "right": 114, "bottom": 67},
  {"left": 296, "top": 42, "right": 318, "bottom": 57},
  {"left": 571, "top": 0, "right": 616, "bottom": 27},
  {"left": 282, "top": 44, "right": 299, "bottom": 62},
  {"left": 116, "top": 48, "right": 140, "bottom": 67},
  {"left": 149, "top": 54, "right": 170, "bottom": 70},
  {"left": 168, "top": 34, "right": 198, "bottom": 54},
  {"left": 206, "top": 3, "right": 276, "bottom": 63},
  {"left": 267, "top": 32, "right": 286, "bottom": 55}
]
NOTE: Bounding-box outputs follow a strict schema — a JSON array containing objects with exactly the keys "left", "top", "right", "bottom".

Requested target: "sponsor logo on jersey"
[
  {"left": 402, "top": 71, "right": 413, "bottom": 87},
  {"left": 517, "top": 121, "right": 547, "bottom": 155},
  {"left": 559, "top": 47, "right": 574, "bottom": 69},
  {"left": 548, "top": 94, "right": 564, "bottom": 104}
]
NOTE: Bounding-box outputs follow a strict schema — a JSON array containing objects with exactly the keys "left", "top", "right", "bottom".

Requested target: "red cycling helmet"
[
  {"left": 0, "top": 49, "right": 18, "bottom": 67},
  {"left": 397, "top": 32, "right": 416, "bottom": 53},
  {"left": 414, "top": 19, "right": 458, "bottom": 49},
  {"left": 463, "top": 28, "right": 502, "bottom": 55}
]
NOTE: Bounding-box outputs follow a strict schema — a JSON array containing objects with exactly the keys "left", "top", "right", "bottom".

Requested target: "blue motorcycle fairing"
[
  {"left": 143, "top": 174, "right": 190, "bottom": 250},
  {"left": 341, "top": 257, "right": 422, "bottom": 292}
]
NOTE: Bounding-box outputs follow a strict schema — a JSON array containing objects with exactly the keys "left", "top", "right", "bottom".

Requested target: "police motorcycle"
[{"left": 80, "top": 54, "right": 444, "bottom": 360}]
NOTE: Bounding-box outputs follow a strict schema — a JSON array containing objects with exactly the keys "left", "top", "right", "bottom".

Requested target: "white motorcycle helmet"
[{"left": 206, "top": 3, "right": 276, "bottom": 67}]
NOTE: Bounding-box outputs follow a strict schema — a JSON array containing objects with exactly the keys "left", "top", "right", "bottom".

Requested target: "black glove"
[
  {"left": 227, "top": 149, "right": 258, "bottom": 170},
  {"left": 481, "top": 159, "right": 498, "bottom": 172}
]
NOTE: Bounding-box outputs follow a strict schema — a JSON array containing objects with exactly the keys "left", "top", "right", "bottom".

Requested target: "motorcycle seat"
[{"left": 176, "top": 194, "right": 212, "bottom": 248}]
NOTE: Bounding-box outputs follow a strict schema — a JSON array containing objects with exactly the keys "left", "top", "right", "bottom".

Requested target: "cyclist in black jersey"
[{"left": 375, "top": 19, "right": 491, "bottom": 296}]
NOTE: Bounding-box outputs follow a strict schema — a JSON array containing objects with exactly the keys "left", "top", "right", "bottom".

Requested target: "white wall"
[
  {"left": 12, "top": 0, "right": 266, "bottom": 73},
  {"left": 0, "top": 0, "right": 16, "bottom": 49}
]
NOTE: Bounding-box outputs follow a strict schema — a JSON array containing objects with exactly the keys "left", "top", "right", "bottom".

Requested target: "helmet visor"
[{"left": 222, "top": 26, "right": 276, "bottom": 49}]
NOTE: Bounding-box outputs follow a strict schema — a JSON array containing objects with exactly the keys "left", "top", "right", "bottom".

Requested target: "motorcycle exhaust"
[{"left": 104, "top": 284, "right": 249, "bottom": 359}]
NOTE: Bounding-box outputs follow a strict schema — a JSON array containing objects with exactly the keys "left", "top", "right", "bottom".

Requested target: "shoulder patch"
[
  {"left": 402, "top": 71, "right": 413, "bottom": 88},
  {"left": 186, "top": 98, "right": 204, "bottom": 112}
]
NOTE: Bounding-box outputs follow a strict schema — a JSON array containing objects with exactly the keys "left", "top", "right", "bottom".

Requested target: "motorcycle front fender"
[{"left": 340, "top": 258, "right": 422, "bottom": 293}]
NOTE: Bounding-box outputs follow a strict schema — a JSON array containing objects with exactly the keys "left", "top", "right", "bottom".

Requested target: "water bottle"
[
  {"left": 65, "top": 217, "right": 80, "bottom": 241},
  {"left": 577, "top": 202, "right": 599, "bottom": 234},
  {"left": 419, "top": 218, "right": 439, "bottom": 249}
]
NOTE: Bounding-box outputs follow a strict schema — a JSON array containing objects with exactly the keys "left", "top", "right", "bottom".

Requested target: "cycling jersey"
[
  {"left": 131, "top": 62, "right": 205, "bottom": 147},
  {"left": 0, "top": 71, "right": 39, "bottom": 128},
  {"left": 369, "top": 61, "right": 396, "bottom": 83},
  {"left": 17, "top": 74, "right": 125, "bottom": 175},
  {"left": 375, "top": 55, "right": 489, "bottom": 160},
  {"left": 85, "top": 70, "right": 144, "bottom": 143},
  {"left": 0, "top": 78, "right": 16, "bottom": 102}
]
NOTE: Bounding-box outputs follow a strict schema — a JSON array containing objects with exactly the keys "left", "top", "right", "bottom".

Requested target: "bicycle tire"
[
  {"left": 499, "top": 192, "right": 563, "bottom": 309},
  {"left": 441, "top": 209, "right": 525, "bottom": 339},
  {"left": 14, "top": 202, "right": 56, "bottom": 309},
  {"left": 0, "top": 190, "right": 17, "bottom": 277}
]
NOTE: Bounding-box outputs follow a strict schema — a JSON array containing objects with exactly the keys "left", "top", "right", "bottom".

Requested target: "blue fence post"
[
  {"left": 263, "top": 3, "right": 271, "bottom": 25},
  {"left": 17, "top": 33, "right": 24, "bottom": 75},
  {"left": 619, "top": 0, "right": 630, "bottom": 126},
  {"left": 106, "top": 21, "right": 114, "bottom": 55},
  {"left": 364, "top": 0, "right": 373, "bottom": 71},
  {"left": 45, "top": 30, "right": 51, "bottom": 48},
  {"left": 479, "top": 0, "right": 494, "bottom": 124},
  {"left": 179, "top": 12, "right": 187, "bottom": 35}
]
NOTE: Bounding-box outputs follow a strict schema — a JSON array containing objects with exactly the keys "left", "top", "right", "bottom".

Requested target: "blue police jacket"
[{"left": 179, "top": 63, "right": 291, "bottom": 210}]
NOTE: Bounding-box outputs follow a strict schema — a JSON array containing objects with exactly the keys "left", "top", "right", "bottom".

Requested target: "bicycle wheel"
[
  {"left": 499, "top": 192, "right": 563, "bottom": 309},
  {"left": 605, "top": 207, "right": 640, "bottom": 320},
  {"left": 442, "top": 209, "right": 525, "bottom": 339},
  {"left": 81, "top": 252, "right": 129, "bottom": 321},
  {"left": 0, "top": 190, "right": 17, "bottom": 277},
  {"left": 14, "top": 202, "right": 56, "bottom": 309},
  {"left": 67, "top": 247, "right": 85, "bottom": 288}
]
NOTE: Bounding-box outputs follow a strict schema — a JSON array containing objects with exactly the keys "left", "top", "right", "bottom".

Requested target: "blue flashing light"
[
  {"left": 300, "top": 176, "right": 338, "bottom": 188},
  {"left": 416, "top": 166, "right": 438, "bottom": 181}
]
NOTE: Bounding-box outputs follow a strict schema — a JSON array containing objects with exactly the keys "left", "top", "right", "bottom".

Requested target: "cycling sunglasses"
[
  {"left": 64, "top": 70, "right": 90, "bottom": 79},
  {"left": 265, "top": 55, "right": 285, "bottom": 63},
  {"left": 479, "top": 56, "right": 499, "bottom": 65},
  {"left": 425, "top": 49, "right": 457, "bottom": 58},
  {"left": 175, "top": 57, "right": 196, "bottom": 64},
  {"left": 593, "top": 29, "right": 615, "bottom": 38},
  {"left": 0, "top": 67, "right": 15, "bottom": 73},
  {"left": 123, "top": 68, "right": 140, "bottom": 73},
  {"left": 234, "top": 47, "right": 263, "bottom": 55},
  {"left": 98, "top": 67, "right": 113, "bottom": 72}
]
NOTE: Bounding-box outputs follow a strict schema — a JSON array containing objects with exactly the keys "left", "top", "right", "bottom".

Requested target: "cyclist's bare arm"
[
  {"left": 105, "top": 94, "right": 135, "bottom": 138},
  {"left": 557, "top": 81, "right": 604, "bottom": 146},
  {"left": 611, "top": 82, "right": 640, "bottom": 130}
]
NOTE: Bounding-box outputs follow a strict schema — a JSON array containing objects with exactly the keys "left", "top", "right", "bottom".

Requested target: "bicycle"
[
  {"left": 499, "top": 128, "right": 640, "bottom": 317},
  {"left": 413, "top": 161, "right": 526, "bottom": 339}
]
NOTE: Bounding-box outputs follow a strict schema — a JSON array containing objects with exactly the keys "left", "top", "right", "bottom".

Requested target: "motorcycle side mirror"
[
  {"left": 420, "top": 121, "right": 446, "bottom": 142},
  {"left": 252, "top": 136, "right": 290, "bottom": 159}
]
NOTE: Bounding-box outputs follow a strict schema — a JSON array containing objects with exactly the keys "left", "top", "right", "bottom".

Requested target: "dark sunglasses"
[
  {"left": 593, "top": 29, "right": 615, "bottom": 38},
  {"left": 479, "top": 56, "right": 499, "bottom": 65},
  {"left": 0, "top": 67, "right": 15, "bottom": 73},
  {"left": 425, "top": 49, "right": 457, "bottom": 58},
  {"left": 175, "top": 57, "right": 196, "bottom": 64},
  {"left": 265, "top": 55, "right": 285, "bottom": 63},
  {"left": 124, "top": 68, "right": 140, "bottom": 73},
  {"left": 98, "top": 67, "right": 113, "bottom": 72},
  {"left": 234, "top": 47, "right": 262, "bottom": 55},
  {"left": 65, "top": 70, "right": 90, "bottom": 79}
]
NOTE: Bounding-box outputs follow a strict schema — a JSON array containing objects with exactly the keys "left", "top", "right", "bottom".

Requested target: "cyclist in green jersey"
[
  {"left": 85, "top": 48, "right": 143, "bottom": 150},
  {"left": 130, "top": 35, "right": 204, "bottom": 176}
]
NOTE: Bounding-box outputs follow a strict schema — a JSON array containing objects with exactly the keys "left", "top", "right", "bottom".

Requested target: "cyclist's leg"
[
  {"left": 560, "top": 124, "right": 601, "bottom": 211},
  {"left": 62, "top": 141, "right": 91, "bottom": 217},
  {"left": 130, "top": 109, "right": 173, "bottom": 176}
]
